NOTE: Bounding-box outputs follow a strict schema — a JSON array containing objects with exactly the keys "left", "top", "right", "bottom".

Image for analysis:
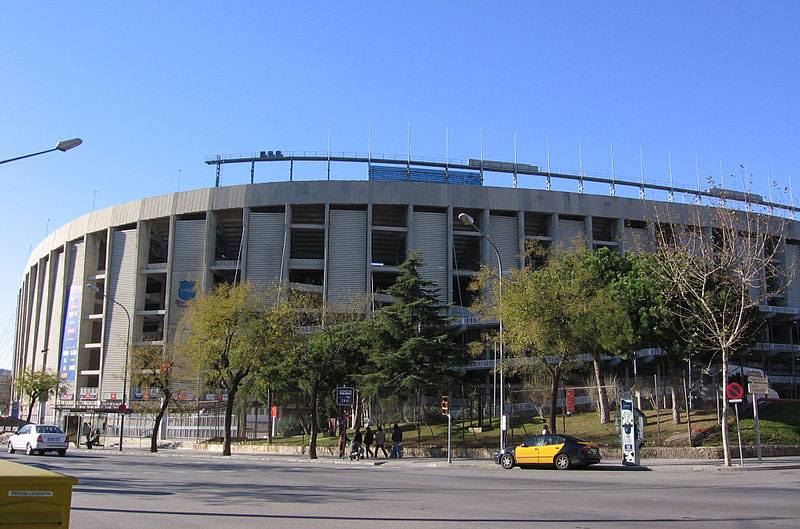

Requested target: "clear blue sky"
[{"left": 2, "top": 2, "right": 799, "bottom": 369}]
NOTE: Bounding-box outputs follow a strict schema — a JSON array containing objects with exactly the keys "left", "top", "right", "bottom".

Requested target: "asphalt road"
[{"left": 6, "top": 450, "right": 800, "bottom": 529}]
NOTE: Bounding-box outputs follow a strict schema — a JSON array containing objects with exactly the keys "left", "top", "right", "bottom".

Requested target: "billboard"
[{"left": 58, "top": 286, "right": 81, "bottom": 383}]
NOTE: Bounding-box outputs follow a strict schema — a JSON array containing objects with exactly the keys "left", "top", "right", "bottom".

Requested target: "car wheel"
[
  {"left": 26, "top": 444, "right": 34, "bottom": 456},
  {"left": 7, "top": 442, "right": 14, "bottom": 454},
  {"left": 57, "top": 450, "right": 66, "bottom": 457},
  {"left": 500, "top": 453, "right": 515, "bottom": 469},
  {"left": 554, "top": 453, "right": 571, "bottom": 470}
]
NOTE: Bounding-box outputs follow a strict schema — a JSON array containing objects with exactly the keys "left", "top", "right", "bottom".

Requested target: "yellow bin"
[{"left": 0, "top": 460, "right": 78, "bottom": 528}]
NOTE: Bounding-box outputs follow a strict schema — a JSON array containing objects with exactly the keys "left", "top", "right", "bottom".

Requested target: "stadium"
[{"left": 12, "top": 151, "right": 800, "bottom": 435}]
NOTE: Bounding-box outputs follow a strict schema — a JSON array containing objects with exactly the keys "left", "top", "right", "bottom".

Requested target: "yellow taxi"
[{"left": 494, "top": 433, "right": 601, "bottom": 470}]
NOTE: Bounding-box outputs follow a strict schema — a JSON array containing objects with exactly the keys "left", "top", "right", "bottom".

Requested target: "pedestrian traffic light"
[{"left": 441, "top": 395, "right": 449, "bottom": 415}]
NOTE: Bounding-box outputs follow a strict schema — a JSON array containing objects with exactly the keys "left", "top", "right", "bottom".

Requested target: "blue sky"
[{"left": 2, "top": 2, "right": 799, "bottom": 369}]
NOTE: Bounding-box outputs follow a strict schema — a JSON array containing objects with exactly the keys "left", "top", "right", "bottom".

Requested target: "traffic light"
[{"left": 441, "top": 395, "right": 450, "bottom": 415}]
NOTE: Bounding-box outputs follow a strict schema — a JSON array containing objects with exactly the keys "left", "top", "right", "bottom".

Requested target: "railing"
[
  {"left": 205, "top": 150, "right": 800, "bottom": 219},
  {"left": 752, "top": 342, "right": 800, "bottom": 352},
  {"left": 213, "top": 260, "right": 240, "bottom": 269},
  {"left": 759, "top": 304, "right": 800, "bottom": 315},
  {"left": 769, "top": 375, "right": 800, "bottom": 384}
]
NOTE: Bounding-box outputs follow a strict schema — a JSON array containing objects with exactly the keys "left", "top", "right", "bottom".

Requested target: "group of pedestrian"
[{"left": 337, "top": 423, "right": 403, "bottom": 459}]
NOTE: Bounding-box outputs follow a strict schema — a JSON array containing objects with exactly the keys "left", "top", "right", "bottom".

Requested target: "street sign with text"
[
  {"left": 747, "top": 374, "right": 769, "bottom": 395},
  {"left": 336, "top": 387, "right": 355, "bottom": 406}
]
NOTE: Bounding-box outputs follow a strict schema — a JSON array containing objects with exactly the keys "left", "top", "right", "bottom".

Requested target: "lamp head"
[
  {"left": 56, "top": 138, "right": 82, "bottom": 152},
  {"left": 458, "top": 212, "right": 475, "bottom": 227},
  {"left": 85, "top": 283, "right": 100, "bottom": 293}
]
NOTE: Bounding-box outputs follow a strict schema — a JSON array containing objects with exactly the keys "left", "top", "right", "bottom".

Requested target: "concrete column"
[
  {"left": 366, "top": 203, "right": 373, "bottom": 313},
  {"left": 203, "top": 210, "right": 216, "bottom": 292},
  {"left": 551, "top": 213, "right": 560, "bottom": 247},
  {"left": 162, "top": 215, "right": 177, "bottom": 336},
  {"left": 447, "top": 205, "right": 454, "bottom": 306},
  {"left": 323, "top": 203, "right": 330, "bottom": 305},
  {"left": 240, "top": 207, "right": 250, "bottom": 283},
  {"left": 517, "top": 211, "right": 526, "bottom": 269},
  {"left": 585, "top": 216, "right": 594, "bottom": 250}
]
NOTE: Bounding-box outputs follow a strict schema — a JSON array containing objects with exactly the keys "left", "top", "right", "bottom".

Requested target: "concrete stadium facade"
[{"left": 13, "top": 176, "right": 800, "bottom": 423}]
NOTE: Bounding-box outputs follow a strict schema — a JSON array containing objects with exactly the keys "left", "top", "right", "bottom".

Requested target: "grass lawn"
[
  {"left": 247, "top": 402, "right": 800, "bottom": 449},
  {"left": 700, "top": 400, "right": 800, "bottom": 446}
]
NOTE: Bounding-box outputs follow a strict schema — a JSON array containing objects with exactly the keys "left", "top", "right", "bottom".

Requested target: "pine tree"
[{"left": 358, "top": 252, "right": 464, "bottom": 398}]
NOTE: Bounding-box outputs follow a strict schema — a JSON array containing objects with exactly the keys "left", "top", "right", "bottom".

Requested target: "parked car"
[
  {"left": 7, "top": 424, "right": 69, "bottom": 456},
  {"left": 494, "top": 434, "right": 601, "bottom": 470}
]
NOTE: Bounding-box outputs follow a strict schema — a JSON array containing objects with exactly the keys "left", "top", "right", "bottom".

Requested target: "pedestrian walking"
[
  {"left": 541, "top": 424, "right": 550, "bottom": 436},
  {"left": 374, "top": 425, "right": 388, "bottom": 458},
  {"left": 364, "top": 426, "right": 374, "bottom": 459},
  {"left": 390, "top": 423, "right": 403, "bottom": 458}
]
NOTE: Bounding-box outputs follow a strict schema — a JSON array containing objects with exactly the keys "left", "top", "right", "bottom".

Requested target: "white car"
[{"left": 7, "top": 424, "right": 69, "bottom": 456}]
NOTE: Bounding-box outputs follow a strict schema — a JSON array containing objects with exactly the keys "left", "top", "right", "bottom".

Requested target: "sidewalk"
[{"left": 91, "top": 444, "right": 800, "bottom": 472}]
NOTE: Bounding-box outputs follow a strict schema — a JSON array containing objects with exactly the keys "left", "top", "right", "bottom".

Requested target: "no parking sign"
[{"left": 726, "top": 382, "right": 744, "bottom": 403}]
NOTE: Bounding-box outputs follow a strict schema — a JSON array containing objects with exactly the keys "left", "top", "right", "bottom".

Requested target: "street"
[{"left": 6, "top": 450, "right": 800, "bottom": 529}]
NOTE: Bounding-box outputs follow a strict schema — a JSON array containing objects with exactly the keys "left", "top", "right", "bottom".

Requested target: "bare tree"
[{"left": 647, "top": 196, "right": 787, "bottom": 466}]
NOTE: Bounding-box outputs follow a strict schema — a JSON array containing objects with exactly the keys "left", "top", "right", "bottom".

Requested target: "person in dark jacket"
[
  {"left": 390, "top": 423, "right": 403, "bottom": 458},
  {"left": 374, "top": 425, "right": 388, "bottom": 458},
  {"left": 363, "top": 426, "right": 375, "bottom": 458}
]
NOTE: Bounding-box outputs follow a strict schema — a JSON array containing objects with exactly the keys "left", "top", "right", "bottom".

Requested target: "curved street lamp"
[
  {"left": 458, "top": 212, "right": 506, "bottom": 451},
  {"left": 0, "top": 138, "right": 83, "bottom": 165},
  {"left": 86, "top": 283, "right": 131, "bottom": 452}
]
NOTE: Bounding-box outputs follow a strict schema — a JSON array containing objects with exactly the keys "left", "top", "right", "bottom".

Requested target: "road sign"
[
  {"left": 118, "top": 404, "right": 127, "bottom": 413},
  {"left": 747, "top": 374, "right": 769, "bottom": 395},
  {"left": 336, "top": 387, "right": 355, "bottom": 406},
  {"left": 726, "top": 382, "right": 744, "bottom": 402}
]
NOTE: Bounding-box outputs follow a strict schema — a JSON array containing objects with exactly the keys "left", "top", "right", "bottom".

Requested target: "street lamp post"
[
  {"left": 458, "top": 212, "right": 506, "bottom": 451},
  {"left": 0, "top": 138, "right": 82, "bottom": 165},
  {"left": 86, "top": 283, "right": 131, "bottom": 452}
]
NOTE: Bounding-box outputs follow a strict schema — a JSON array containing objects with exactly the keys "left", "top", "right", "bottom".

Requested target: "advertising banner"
[{"left": 59, "top": 286, "right": 81, "bottom": 383}]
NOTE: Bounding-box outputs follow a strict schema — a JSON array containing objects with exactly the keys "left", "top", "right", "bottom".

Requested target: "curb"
[{"left": 74, "top": 447, "right": 800, "bottom": 473}]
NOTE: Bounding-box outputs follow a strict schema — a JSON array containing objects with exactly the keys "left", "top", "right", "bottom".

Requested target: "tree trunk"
[
  {"left": 592, "top": 355, "right": 609, "bottom": 424},
  {"left": 548, "top": 366, "right": 562, "bottom": 433},
  {"left": 223, "top": 385, "right": 239, "bottom": 456},
  {"left": 150, "top": 392, "right": 171, "bottom": 453},
  {"left": 25, "top": 395, "right": 36, "bottom": 423},
  {"left": 721, "top": 354, "right": 731, "bottom": 467},
  {"left": 666, "top": 357, "right": 682, "bottom": 425},
  {"left": 308, "top": 379, "right": 319, "bottom": 459}
]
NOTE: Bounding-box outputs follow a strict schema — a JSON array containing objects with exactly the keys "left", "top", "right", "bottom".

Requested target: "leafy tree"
[
  {"left": 280, "top": 308, "right": 364, "bottom": 459},
  {"left": 13, "top": 368, "right": 61, "bottom": 423},
  {"left": 474, "top": 245, "right": 630, "bottom": 432},
  {"left": 356, "top": 253, "right": 464, "bottom": 429},
  {"left": 614, "top": 253, "right": 690, "bottom": 425},
  {"left": 176, "top": 283, "right": 302, "bottom": 456},
  {"left": 129, "top": 344, "right": 181, "bottom": 452},
  {"left": 571, "top": 248, "right": 634, "bottom": 424}
]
